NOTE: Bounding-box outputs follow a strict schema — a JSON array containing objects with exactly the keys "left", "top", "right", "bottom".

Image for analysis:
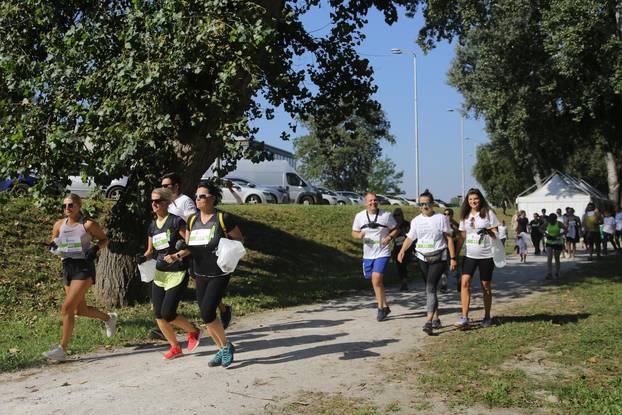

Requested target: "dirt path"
[{"left": 0, "top": 253, "right": 580, "bottom": 414}]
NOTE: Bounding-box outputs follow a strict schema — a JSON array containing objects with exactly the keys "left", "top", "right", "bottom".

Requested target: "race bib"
[
  {"left": 58, "top": 236, "right": 82, "bottom": 253},
  {"left": 188, "top": 228, "right": 215, "bottom": 246},
  {"left": 152, "top": 231, "right": 170, "bottom": 251},
  {"left": 416, "top": 239, "right": 434, "bottom": 249},
  {"left": 466, "top": 236, "right": 484, "bottom": 246}
]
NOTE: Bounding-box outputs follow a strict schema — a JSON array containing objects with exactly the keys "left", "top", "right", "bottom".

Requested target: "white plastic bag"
[
  {"left": 138, "top": 259, "right": 156, "bottom": 283},
  {"left": 491, "top": 237, "right": 507, "bottom": 268},
  {"left": 216, "top": 238, "right": 246, "bottom": 273}
]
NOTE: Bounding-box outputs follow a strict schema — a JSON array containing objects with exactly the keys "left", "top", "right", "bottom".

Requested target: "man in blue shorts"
[{"left": 352, "top": 192, "right": 398, "bottom": 321}]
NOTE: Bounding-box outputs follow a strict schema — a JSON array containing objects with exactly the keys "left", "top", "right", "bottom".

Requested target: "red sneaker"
[
  {"left": 163, "top": 345, "right": 183, "bottom": 360},
  {"left": 187, "top": 330, "right": 201, "bottom": 352}
]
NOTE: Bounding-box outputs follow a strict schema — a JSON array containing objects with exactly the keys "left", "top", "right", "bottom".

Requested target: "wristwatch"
[{"left": 450, "top": 257, "right": 457, "bottom": 260}]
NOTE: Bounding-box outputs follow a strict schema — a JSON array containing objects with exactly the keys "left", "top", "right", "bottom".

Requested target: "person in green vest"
[
  {"left": 582, "top": 202, "right": 603, "bottom": 261},
  {"left": 541, "top": 213, "right": 567, "bottom": 279}
]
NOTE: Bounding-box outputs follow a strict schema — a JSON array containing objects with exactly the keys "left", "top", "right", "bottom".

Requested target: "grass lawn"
[{"left": 408, "top": 256, "right": 622, "bottom": 414}]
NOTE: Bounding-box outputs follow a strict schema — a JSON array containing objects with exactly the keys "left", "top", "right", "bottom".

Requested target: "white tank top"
[{"left": 56, "top": 217, "right": 92, "bottom": 260}]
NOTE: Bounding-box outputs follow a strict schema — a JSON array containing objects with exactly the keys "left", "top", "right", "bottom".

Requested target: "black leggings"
[
  {"left": 196, "top": 275, "right": 230, "bottom": 324},
  {"left": 418, "top": 260, "right": 446, "bottom": 315},
  {"left": 152, "top": 274, "right": 189, "bottom": 322}
]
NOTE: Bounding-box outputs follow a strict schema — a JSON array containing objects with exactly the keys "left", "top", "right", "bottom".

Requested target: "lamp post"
[
  {"left": 391, "top": 48, "right": 419, "bottom": 198},
  {"left": 448, "top": 108, "right": 465, "bottom": 200}
]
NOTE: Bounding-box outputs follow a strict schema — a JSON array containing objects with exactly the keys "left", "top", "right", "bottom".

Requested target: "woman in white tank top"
[{"left": 42, "top": 194, "right": 117, "bottom": 362}]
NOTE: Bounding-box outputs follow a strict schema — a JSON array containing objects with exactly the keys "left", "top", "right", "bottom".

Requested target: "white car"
[
  {"left": 390, "top": 195, "right": 418, "bottom": 206},
  {"left": 378, "top": 194, "right": 407, "bottom": 206},
  {"left": 201, "top": 175, "right": 278, "bottom": 204},
  {"left": 316, "top": 186, "right": 339, "bottom": 205},
  {"left": 336, "top": 191, "right": 364, "bottom": 205},
  {"left": 67, "top": 176, "right": 128, "bottom": 200},
  {"left": 225, "top": 176, "right": 289, "bottom": 204}
]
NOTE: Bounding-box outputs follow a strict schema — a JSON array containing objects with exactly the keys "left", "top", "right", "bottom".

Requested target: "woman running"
[
  {"left": 398, "top": 191, "right": 457, "bottom": 335},
  {"left": 43, "top": 194, "right": 116, "bottom": 362},
  {"left": 140, "top": 187, "right": 201, "bottom": 360},
  {"left": 542, "top": 213, "right": 567, "bottom": 279},
  {"left": 177, "top": 181, "right": 244, "bottom": 368},
  {"left": 565, "top": 208, "right": 581, "bottom": 259},
  {"left": 455, "top": 188, "right": 500, "bottom": 329}
]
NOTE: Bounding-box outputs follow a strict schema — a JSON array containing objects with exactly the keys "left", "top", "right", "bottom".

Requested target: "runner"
[
  {"left": 498, "top": 220, "right": 508, "bottom": 247},
  {"left": 352, "top": 192, "right": 398, "bottom": 321},
  {"left": 391, "top": 208, "right": 412, "bottom": 291},
  {"left": 565, "top": 208, "right": 581, "bottom": 259},
  {"left": 557, "top": 208, "right": 567, "bottom": 258},
  {"left": 582, "top": 202, "right": 602, "bottom": 260},
  {"left": 540, "top": 209, "right": 548, "bottom": 254},
  {"left": 615, "top": 205, "right": 622, "bottom": 253},
  {"left": 602, "top": 210, "right": 619, "bottom": 255},
  {"left": 542, "top": 213, "right": 566, "bottom": 279},
  {"left": 42, "top": 194, "right": 117, "bottom": 362},
  {"left": 529, "top": 213, "right": 543, "bottom": 255},
  {"left": 138, "top": 187, "right": 201, "bottom": 360},
  {"left": 455, "top": 188, "right": 500, "bottom": 329},
  {"left": 517, "top": 233, "right": 528, "bottom": 263},
  {"left": 440, "top": 208, "right": 460, "bottom": 293},
  {"left": 397, "top": 191, "right": 457, "bottom": 335},
  {"left": 161, "top": 173, "right": 233, "bottom": 330},
  {"left": 177, "top": 180, "right": 244, "bottom": 368}
]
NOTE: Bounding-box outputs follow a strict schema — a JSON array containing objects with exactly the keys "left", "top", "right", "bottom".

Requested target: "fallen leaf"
[
  {"left": 8, "top": 347, "right": 19, "bottom": 354},
  {"left": 587, "top": 356, "right": 599, "bottom": 364},
  {"left": 61, "top": 382, "right": 70, "bottom": 387}
]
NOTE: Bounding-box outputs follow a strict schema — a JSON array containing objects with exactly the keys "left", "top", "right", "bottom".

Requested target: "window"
[{"left": 286, "top": 173, "right": 305, "bottom": 187}]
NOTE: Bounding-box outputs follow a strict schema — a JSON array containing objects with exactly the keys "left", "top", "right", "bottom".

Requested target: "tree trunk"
[
  {"left": 605, "top": 151, "right": 620, "bottom": 204},
  {"left": 95, "top": 239, "right": 145, "bottom": 307}
]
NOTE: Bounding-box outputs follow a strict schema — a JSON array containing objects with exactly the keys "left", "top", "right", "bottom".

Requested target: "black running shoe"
[
  {"left": 432, "top": 319, "right": 442, "bottom": 330},
  {"left": 423, "top": 321, "right": 433, "bottom": 335}
]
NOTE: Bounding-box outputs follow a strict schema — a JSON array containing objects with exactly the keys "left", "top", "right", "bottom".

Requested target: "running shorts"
[
  {"left": 62, "top": 258, "right": 96, "bottom": 286},
  {"left": 461, "top": 257, "right": 495, "bottom": 281},
  {"left": 362, "top": 257, "right": 390, "bottom": 279}
]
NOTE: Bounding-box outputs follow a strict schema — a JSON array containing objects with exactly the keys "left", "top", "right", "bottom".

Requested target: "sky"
[{"left": 252, "top": 5, "right": 488, "bottom": 202}]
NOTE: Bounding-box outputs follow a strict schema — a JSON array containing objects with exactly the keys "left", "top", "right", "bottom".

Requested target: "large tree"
[
  {"left": 293, "top": 109, "right": 395, "bottom": 191},
  {"left": 408, "top": 0, "right": 622, "bottom": 203},
  {"left": 0, "top": 0, "right": 413, "bottom": 305}
]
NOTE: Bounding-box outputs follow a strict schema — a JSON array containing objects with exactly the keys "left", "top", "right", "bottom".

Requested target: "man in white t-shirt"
[
  {"left": 160, "top": 172, "right": 197, "bottom": 222},
  {"left": 352, "top": 192, "right": 398, "bottom": 321}
]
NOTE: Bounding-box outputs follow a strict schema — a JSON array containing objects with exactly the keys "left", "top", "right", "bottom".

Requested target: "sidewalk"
[{"left": 0, "top": 253, "right": 581, "bottom": 414}]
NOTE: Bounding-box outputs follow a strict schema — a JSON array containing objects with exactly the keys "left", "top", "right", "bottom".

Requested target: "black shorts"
[
  {"left": 62, "top": 258, "right": 96, "bottom": 286},
  {"left": 462, "top": 257, "right": 495, "bottom": 281},
  {"left": 585, "top": 231, "right": 601, "bottom": 245},
  {"left": 566, "top": 236, "right": 579, "bottom": 243},
  {"left": 546, "top": 243, "right": 564, "bottom": 251}
]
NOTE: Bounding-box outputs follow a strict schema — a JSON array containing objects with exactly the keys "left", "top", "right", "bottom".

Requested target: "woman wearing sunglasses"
[
  {"left": 455, "top": 188, "right": 500, "bottom": 329},
  {"left": 176, "top": 180, "right": 244, "bottom": 368},
  {"left": 42, "top": 194, "right": 116, "bottom": 362},
  {"left": 139, "top": 187, "right": 201, "bottom": 360},
  {"left": 397, "top": 191, "right": 457, "bottom": 335}
]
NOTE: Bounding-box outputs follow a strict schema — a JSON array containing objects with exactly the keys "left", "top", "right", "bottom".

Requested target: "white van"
[{"left": 226, "top": 160, "right": 321, "bottom": 204}]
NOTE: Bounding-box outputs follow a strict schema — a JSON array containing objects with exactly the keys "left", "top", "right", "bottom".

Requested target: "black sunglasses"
[
  {"left": 444, "top": 212, "right": 451, "bottom": 216},
  {"left": 62, "top": 203, "right": 74, "bottom": 209},
  {"left": 195, "top": 193, "right": 214, "bottom": 200},
  {"left": 151, "top": 199, "right": 165, "bottom": 204},
  {"left": 420, "top": 202, "right": 433, "bottom": 207}
]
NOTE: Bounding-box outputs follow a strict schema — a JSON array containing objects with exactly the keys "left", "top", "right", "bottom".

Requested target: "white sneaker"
[
  {"left": 105, "top": 312, "right": 117, "bottom": 337},
  {"left": 42, "top": 345, "right": 65, "bottom": 361}
]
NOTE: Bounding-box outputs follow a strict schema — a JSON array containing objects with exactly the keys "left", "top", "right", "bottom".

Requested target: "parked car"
[
  {"left": 215, "top": 160, "right": 321, "bottom": 204},
  {"left": 0, "top": 175, "right": 37, "bottom": 196},
  {"left": 378, "top": 194, "right": 405, "bottom": 206},
  {"left": 201, "top": 175, "right": 277, "bottom": 204},
  {"left": 316, "top": 187, "right": 351, "bottom": 205},
  {"left": 225, "top": 176, "right": 289, "bottom": 204},
  {"left": 389, "top": 195, "right": 417, "bottom": 206},
  {"left": 375, "top": 194, "right": 391, "bottom": 205},
  {"left": 67, "top": 175, "right": 128, "bottom": 200},
  {"left": 336, "top": 191, "right": 363, "bottom": 205}
]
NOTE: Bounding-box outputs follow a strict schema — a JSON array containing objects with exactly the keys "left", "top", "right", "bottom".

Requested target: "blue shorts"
[{"left": 362, "top": 257, "right": 390, "bottom": 279}]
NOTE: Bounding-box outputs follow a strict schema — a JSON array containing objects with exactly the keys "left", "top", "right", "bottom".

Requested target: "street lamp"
[
  {"left": 448, "top": 108, "right": 465, "bottom": 200},
  {"left": 391, "top": 48, "right": 419, "bottom": 198}
]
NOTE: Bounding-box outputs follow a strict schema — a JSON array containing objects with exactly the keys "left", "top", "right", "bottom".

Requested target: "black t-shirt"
[
  {"left": 187, "top": 211, "right": 237, "bottom": 277},
  {"left": 529, "top": 219, "right": 542, "bottom": 235},
  {"left": 148, "top": 214, "right": 187, "bottom": 272},
  {"left": 516, "top": 217, "right": 529, "bottom": 233}
]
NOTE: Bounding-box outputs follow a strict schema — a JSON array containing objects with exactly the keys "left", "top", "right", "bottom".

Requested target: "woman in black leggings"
[
  {"left": 140, "top": 187, "right": 201, "bottom": 360},
  {"left": 177, "top": 180, "right": 244, "bottom": 368},
  {"left": 397, "top": 191, "right": 457, "bottom": 335}
]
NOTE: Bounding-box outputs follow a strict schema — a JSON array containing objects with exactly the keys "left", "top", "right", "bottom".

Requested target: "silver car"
[
  {"left": 336, "top": 191, "right": 364, "bottom": 205},
  {"left": 67, "top": 175, "right": 127, "bottom": 200},
  {"left": 225, "top": 177, "right": 289, "bottom": 204}
]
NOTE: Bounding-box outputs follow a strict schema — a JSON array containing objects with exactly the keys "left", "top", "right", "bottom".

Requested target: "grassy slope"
[{"left": 1, "top": 199, "right": 435, "bottom": 372}]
